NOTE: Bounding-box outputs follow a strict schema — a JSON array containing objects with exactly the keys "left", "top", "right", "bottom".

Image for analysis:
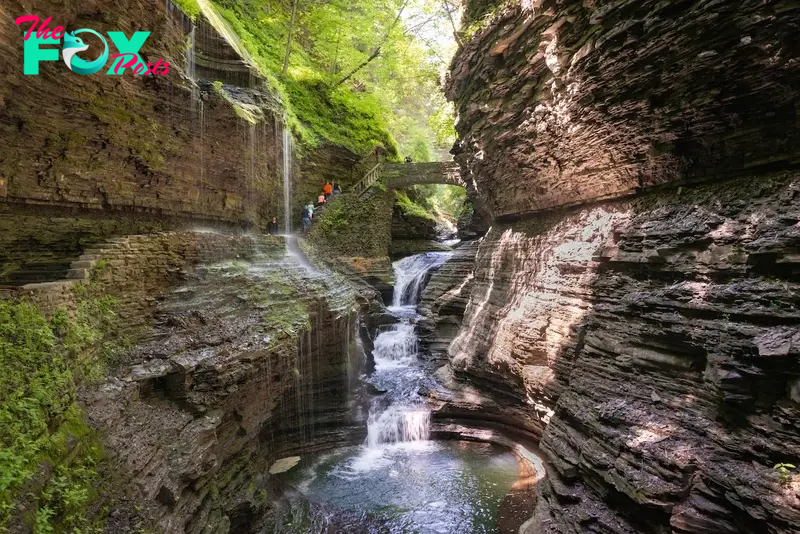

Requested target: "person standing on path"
[
  {"left": 323, "top": 182, "right": 333, "bottom": 200},
  {"left": 268, "top": 217, "right": 280, "bottom": 235},
  {"left": 302, "top": 204, "right": 312, "bottom": 232}
]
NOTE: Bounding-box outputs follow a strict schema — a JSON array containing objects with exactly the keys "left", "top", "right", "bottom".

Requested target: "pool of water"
[{"left": 284, "top": 440, "right": 522, "bottom": 533}]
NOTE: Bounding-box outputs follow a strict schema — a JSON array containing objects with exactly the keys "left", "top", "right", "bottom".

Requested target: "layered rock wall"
[
  {"left": 418, "top": 240, "right": 481, "bottom": 361},
  {"left": 0, "top": 0, "right": 291, "bottom": 278},
  {"left": 84, "top": 254, "right": 363, "bottom": 534},
  {"left": 436, "top": 174, "right": 800, "bottom": 532},
  {"left": 4, "top": 231, "right": 365, "bottom": 533},
  {"left": 4, "top": 231, "right": 272, "bottom": 323},
  {"left": 447, "top": 0, "right": 800, "bottom": 218}
]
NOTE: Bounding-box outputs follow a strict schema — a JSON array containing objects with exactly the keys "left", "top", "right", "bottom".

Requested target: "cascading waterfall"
[
  {"left": 392, "top": 253, "right": 453, "bottom": 307},
  {"left": 365, "top": 252, "right": 453, "bottom": 447},
  {"left": 282, "top": 124, "right": 292, "bottom": 234}
]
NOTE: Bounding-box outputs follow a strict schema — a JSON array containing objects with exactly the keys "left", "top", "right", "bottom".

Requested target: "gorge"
[{"left": 1, "top": 0, "right": 799, "bottom": 533}]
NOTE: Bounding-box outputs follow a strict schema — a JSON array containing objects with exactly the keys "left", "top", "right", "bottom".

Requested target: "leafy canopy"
[{"left": 209, "top": 0, "right": 458, "bottom": 158}]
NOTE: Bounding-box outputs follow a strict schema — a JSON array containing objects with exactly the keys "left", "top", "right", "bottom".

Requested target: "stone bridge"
[{"left": 385, "top": 162, "right": 464, "bottom": 189}]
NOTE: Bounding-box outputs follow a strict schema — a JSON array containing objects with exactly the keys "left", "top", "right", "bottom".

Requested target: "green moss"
[
  {"left": 394, "top": 190, "right": 437, "bottom": 222},
  {"left": 209, "top": 0, "right": 399, "bottom": 157},
  {"left": 172, "top": 0, "right": 201, "bottom": 19},
  {"left": 307, "top": 189, "right": 394, "bottom": 259},
  {"left": 0, "top": 297, "right": 121, "bottom": 533},
  {"left": 84, "top": 97, "right": 177, "bottom": 171},
  {"left": 463, "top": 0, "right": 515, "bottom": 38}
]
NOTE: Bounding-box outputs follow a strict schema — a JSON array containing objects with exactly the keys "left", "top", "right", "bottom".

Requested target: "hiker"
[
  {"left": 323, "top": 182, "right": 333, "bottom": 200},
  {"left": 333, "top": 182, "right": 342, "bottom": 194},
  {"left": 318, "top": 193, "right": 326, "bottom": 205},
  {"left": 267, "top": 216, "right": 280, "bottom": 235},
  {"left": 404, "top": 156, "right": 413, "bottom": 164},
  {"left": 302, "top": 203, "right": 312, "bottom": 232}
]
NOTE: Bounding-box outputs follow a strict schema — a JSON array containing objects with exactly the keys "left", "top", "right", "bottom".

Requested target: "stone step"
[
  {"left": 8, "top": 270, "right": 70, "bottom": 282},
  {"left": 18, "top": 261, "right": 74, "bottom": 272},
  {"left": 69, "top": 260, "right": 97, "bottom": 270},
  {"left": 66, "top": 268, "right": 89, "bottom": 280}
]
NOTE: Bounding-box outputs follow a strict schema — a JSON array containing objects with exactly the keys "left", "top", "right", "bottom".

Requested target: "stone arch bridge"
[
  {"left": 353, "top": 161, "right": 464, "bottom": 196},
  {"left": 384, "top": 162, "right": 464, "bottom": 189}
]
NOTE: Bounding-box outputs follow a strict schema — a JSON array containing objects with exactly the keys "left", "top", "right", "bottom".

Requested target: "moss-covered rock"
[{"left": 306, "top": 190, "right": 394, "bottom": 260}]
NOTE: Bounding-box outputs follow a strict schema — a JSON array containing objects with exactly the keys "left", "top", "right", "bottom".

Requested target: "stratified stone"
[
  {"left": 446, "top": 0, "right": 800, "bottom": 219},
  {"left": 440, "top": 174, "right": 800, "bottom": 533}
]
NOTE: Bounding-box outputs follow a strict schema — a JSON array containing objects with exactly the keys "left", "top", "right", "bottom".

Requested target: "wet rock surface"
[
  {"left": 447, "top": 0, "right": 800, "bottom": 218},
  {"left": 431, "top": 175, "right": 800, "bottom": 533},
  {"left": 81, "top": 252, "right": 366, "bottom": 533},
  {"left": 0, "top": 0, "right": 292, "bottom": 281},
  {"left": 417, "top": 240, "right": 482, "bottom": 362}
]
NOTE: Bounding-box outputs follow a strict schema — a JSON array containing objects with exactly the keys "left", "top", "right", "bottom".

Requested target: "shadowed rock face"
[
  {"left": 429, "top": 174, "right": 800, "bottom": 533},
  {"left": 442, "top": 2, "right": 800, "bottom": 530},
  {"left": 81, "top": 254, "right": 365, "bottom": 534},
  {"left": 447, "top": 0, "right": 800, "bottom": 219},
  {"left": 0, "top": 0, "right": 289, "bottom": 256}
]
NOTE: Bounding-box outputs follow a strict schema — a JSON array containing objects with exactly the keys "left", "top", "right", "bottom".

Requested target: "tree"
[
  {"left": 282, "top": 0, "right": 299, "bottom": 75},
  {"left": 331, "top": 0, "right": 412, "bottom": 88}
]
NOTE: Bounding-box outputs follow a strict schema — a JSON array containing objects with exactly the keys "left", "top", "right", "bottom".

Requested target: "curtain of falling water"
[{"left": 283, "top": 126, "right": 292, "bottom": 234}]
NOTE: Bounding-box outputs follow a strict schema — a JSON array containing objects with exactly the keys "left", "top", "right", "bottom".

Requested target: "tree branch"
[
  {"left": 442, "top": 0, "right": 463, "bottom": 47},
  {"left": 332, "top": 0, "right": 411, "bottom": 89}
]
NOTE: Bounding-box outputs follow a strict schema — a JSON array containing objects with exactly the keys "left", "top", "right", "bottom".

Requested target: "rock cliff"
[
  {"left": 0, "top": 0, "right": 290, "bottom": 280},
  {"left": 446, "top": 0, "right": 800, "bottom": 219},
  {"left": 440, "top": 1, "right": 800, "bottom": 531},
  {"left": 84, "top": 252, "right": 364, "bottom": 534},
  {"left": 427, "top": 174, "right": 800, "bottom": 532},
  {"left": 1, "top": 231, "right": 371, "bottom": 533}
]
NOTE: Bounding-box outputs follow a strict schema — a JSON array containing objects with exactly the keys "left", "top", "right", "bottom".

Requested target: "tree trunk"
[
  {"left": 442, "top": 0, "right": 463, "bottom": 47},
  {"left": 282, "top": 0, "right": 299, "bottom": 75}
]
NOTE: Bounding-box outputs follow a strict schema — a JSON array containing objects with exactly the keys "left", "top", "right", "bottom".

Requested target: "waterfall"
[
  {"left": 365, "top": 252, "right": 452, "bottom": 448},
  {"left": 392, "top": 253, "right": 453, "bottom": 307},
  {"left": 282, "top": 125, "right": 292, "bottom": 234},
  {"left": 367, "top": 407, "right": 430, "bottom": 447},
  {"left": 185, "top": 25, "right": 206, "bottom": 186}
]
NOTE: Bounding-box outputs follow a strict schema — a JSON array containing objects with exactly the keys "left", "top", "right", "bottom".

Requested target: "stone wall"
[
  {"left": 446, "top": 0, "right": 800, "bottom": 219},
  {"left": 429, "top": 173, "right": 800, "bottom": 533},
  {"left": 0, "top": 0, "right": 291, "bottom": 278},
  {"left": 2, "top": 229, "right": 366, "bottom": 534},
  {"left": 306, "top": 188, "right": 396, "bottom": 299}
]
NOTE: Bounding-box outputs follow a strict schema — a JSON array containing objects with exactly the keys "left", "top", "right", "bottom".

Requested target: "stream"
[{"left": 280, "top": 252, "right": 525, "bottom": 533}]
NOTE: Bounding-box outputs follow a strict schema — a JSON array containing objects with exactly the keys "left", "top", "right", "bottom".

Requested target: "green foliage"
[
  {"left": 208, "top": 0, "right": 455, "bottom": 158},
  {"left": 0, "top": 298, "right": 116, "bottom": 533},
  {"left": 774, "top": 463, "right": 796, "bottom": 487},
  {"left": 394, "top": 190, "right": 438, "bottom": 222},
  {"left": 172, "top": 0, "right": 201, "bottom": 19},
  {"left": 408, "top": 184, "right": 470, "bottom": 219},
  {"left": 462, "top": 0, "right": 513, "bottom": 37},
  {"left": 409, "top": 138, "right": 433, "bottom": 163}
]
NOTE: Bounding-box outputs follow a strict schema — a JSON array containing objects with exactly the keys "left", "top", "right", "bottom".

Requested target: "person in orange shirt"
[{"left": 323, "top": 182, "right": 333, "bottom": 199}]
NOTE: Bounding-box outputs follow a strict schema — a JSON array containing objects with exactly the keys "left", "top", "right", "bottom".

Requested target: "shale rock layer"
[
  {"left": 447, "top": 0, "right": 800, "bottom": 218},
  {"left": 434, "top": 174, "right": 800, "bottom": 533}
]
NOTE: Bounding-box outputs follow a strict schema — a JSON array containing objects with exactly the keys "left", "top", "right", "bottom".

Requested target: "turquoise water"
[{"left": 284, "top": 440, "right": 521, "bottom": 533}]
